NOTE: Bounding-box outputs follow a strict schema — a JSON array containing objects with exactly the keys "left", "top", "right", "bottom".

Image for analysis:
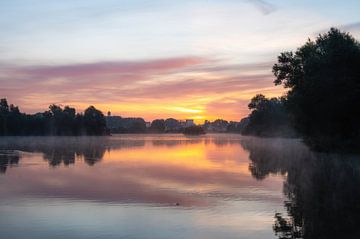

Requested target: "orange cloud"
[{"left": 0, "top": 56, "right": 284, "bottom": 122}]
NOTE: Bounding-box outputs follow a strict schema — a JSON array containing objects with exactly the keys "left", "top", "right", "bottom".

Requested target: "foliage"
[
  {"left": 164, "top": 118, "right": 181, "bottom": 132},
  {"left": 83, "top": 106, "right": 107, "bottom": 135},
  {"left": 183, "top": 125, "right": 205, "bottom": 135},
  {"left": 273, "top": 28, "right": 360, "bottom": 150},
  {"left": 242, "top": 94, "right": 296, "bottom": 137},
  {"left": 0, "top": 98, "right": 108, "bottom": 136},
  {"left": 149, "top": 119, "right": 165, "bottom": 133},
  {"left": 226, "top": 121, "right": 243, "bottom": 133}
]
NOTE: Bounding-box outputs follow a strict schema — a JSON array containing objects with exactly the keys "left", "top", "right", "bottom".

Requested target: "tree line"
[
  {"left": 0, "top": 99, "right": 107, "bottom": 136},
  {"left": 106, "top": 117, "right": 243, "bottom": 134},
  {"left": 241, "top": 28, "right": 360, "bottom": 151}
]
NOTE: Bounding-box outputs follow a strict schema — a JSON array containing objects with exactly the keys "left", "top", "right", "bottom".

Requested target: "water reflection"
[
  {"left": 0, "top": 135, "right": 359, "bottom": 239},
  {"left": 0, "top": 150, "right": 20, "bottom": 173},
  {"left": 242, "top": 137, "right": 360, "bottom": 239},
  {"left": 1, "top": 135, "right": 283, "bottom": 208},
  {"left": 0, "top": 136, "right": 146, "bottom": 168}
]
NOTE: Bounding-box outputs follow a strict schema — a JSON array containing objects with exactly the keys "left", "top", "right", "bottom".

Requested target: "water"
[{"left": 0, "top": 134, "right": 359, "bottom": 239}]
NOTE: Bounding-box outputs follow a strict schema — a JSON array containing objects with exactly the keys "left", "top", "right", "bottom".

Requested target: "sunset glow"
[{"left": 1, "top": 0, "right": 359, "bottom": 122}]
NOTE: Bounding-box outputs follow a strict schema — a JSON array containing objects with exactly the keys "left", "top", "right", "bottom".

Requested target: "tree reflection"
[
  {"left": 241, "top": 137, "right": 360, "bottom": 239},
  {"left": 240, "top": 138, "right": 310, "bottom": 180},
  {"left": 82, "top": 146, "right": 106, "bottom": 166},
  {"left": 0, "top": 150, "right": 20, "bottom": 173},
  {"left": 0, "top": 136, "right": 219, "bottom": 170},
  {"left": 0, "top": 137, "right": 123, "bottom": 168},
  {"left": 43, "top": 149, "right": 76, "bottom": 166},
  {"left": 41, "top": 140, "right": 112, "bottom": 167}
]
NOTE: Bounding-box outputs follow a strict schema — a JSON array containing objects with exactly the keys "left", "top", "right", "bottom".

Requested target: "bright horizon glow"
[{"left": 1, "top": 0, "right": 359, "bottom": 122}]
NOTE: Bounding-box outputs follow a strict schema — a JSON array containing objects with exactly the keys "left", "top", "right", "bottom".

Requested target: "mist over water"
[{"left": 0, "top": 134, "right": 359, "bottom": 239}]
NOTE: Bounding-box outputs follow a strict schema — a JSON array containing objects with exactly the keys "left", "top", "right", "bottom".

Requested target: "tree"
[
  {"left": 183, "top": 125, "right": 205, "bottom": 135},
  {"left": 62, "top": 106, "right": 76, "bottom": 135},
  {"left": 213, "top": 119, "right": 228, "bottom": 126},
  {"left": 0, "top": 98, "right": 108, "bottom": 136},
  {"left": 0, "top": 98, "right": 9, "bottom": 113},
  {"left": 0, "top": 98, "right": 9, "bottom": 135},
  {"left": 7, "top": 104, "right": 23, "bottom": 135},
  {"left": 83, "top": 106, "right": 107, "bottom": 135},
  {"left": 273, "top": 28, "right": 360, "bottom": 150},
  {"left": 128, "top": 120, "right": 146, "bottom": 133},
  {"left": 242, "top": 94, "right": 295, "bottom": 137},
  {"left": 164, "top": 118, "right": 180, "bottom": 132},
  {"left": 149, "top": 119, "right": 165, "bottom": 133},
  {"left": 49, "top": 104, "right": 63, "bottom": 135}
]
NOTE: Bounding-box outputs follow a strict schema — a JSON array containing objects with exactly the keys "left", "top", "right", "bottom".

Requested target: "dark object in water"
[{"left": 183, "top": 126, "right": 206, "bottom": 135}]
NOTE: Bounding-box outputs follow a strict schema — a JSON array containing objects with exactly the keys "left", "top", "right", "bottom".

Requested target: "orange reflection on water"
[
  {"left": 104, "top": 139, "right": 251, "bottom": 175},
  {"left": 0, "top": 135, "right": 284, "bottom": 208}
]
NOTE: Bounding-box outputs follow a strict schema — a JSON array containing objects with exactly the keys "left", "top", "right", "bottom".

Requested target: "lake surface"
[{"left": 0, "top": 134, "right": 359, "bottom": 239}]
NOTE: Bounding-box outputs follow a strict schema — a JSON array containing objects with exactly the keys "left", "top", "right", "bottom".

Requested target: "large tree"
[{"left": 273, "top": 28, "right": 360, "bottom": 151}]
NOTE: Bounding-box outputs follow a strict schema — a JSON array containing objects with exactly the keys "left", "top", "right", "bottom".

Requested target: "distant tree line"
[
  {"left": 1, "top": 98, "right": 245, "bottom": 136},
  {"left": 0, "top": 98, "right": 107, "bottom": 136},
  {"left": 241, "top": 28, "right": 360, "bottom": 151},
  {"left": 107, "top": 117, "right": 191, "bottom": 134},
  {"left": 106, "top": 116, "right": 246, "bottom": 134}
]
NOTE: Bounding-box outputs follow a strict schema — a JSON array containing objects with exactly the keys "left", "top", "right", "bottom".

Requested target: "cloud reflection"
[{"left": 0, "top": 135, "right": 284, "bottom": 207}]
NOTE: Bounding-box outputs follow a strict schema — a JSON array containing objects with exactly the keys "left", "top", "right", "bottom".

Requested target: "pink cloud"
[
  {"left": 16, "top": 56, "right": 208, "bottom": 78},
  {"left": 0, "top": 56, "right": 282, "bottom": 120}
]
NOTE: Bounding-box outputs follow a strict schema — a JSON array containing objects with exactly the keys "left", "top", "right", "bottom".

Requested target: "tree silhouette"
[
  {"left": 273, "top": 28, "right": 360, "bottom": 151},
  {"left": 242, "top": 94, "right": 295, "bottom": 137},
  {"left": 183, "top": 125, "right": 205, "bottom": 135},
  {"left": 83, "top": 106, "right": 107, "bottom": 135},
  {"left": 149, "top": 119, "right": 165, "bottom": 133},
  {"left": 0, "top": 99, "right": 108, "bottom": 136}
]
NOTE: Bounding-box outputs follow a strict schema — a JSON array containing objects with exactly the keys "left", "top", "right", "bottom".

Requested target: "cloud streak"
[
  {"left": 17, "top": 57, "right": 207, "bottom": 78},
  {"left": 0, "top": 56, "right": 282, "bottom": 121},
  {"left": 249, "top": 0, "right": 276, "bottom": 15}
]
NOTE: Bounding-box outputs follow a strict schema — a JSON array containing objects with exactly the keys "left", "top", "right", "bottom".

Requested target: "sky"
[{"left": 1, "top": 0, "right": 359, "bottom": 122}]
